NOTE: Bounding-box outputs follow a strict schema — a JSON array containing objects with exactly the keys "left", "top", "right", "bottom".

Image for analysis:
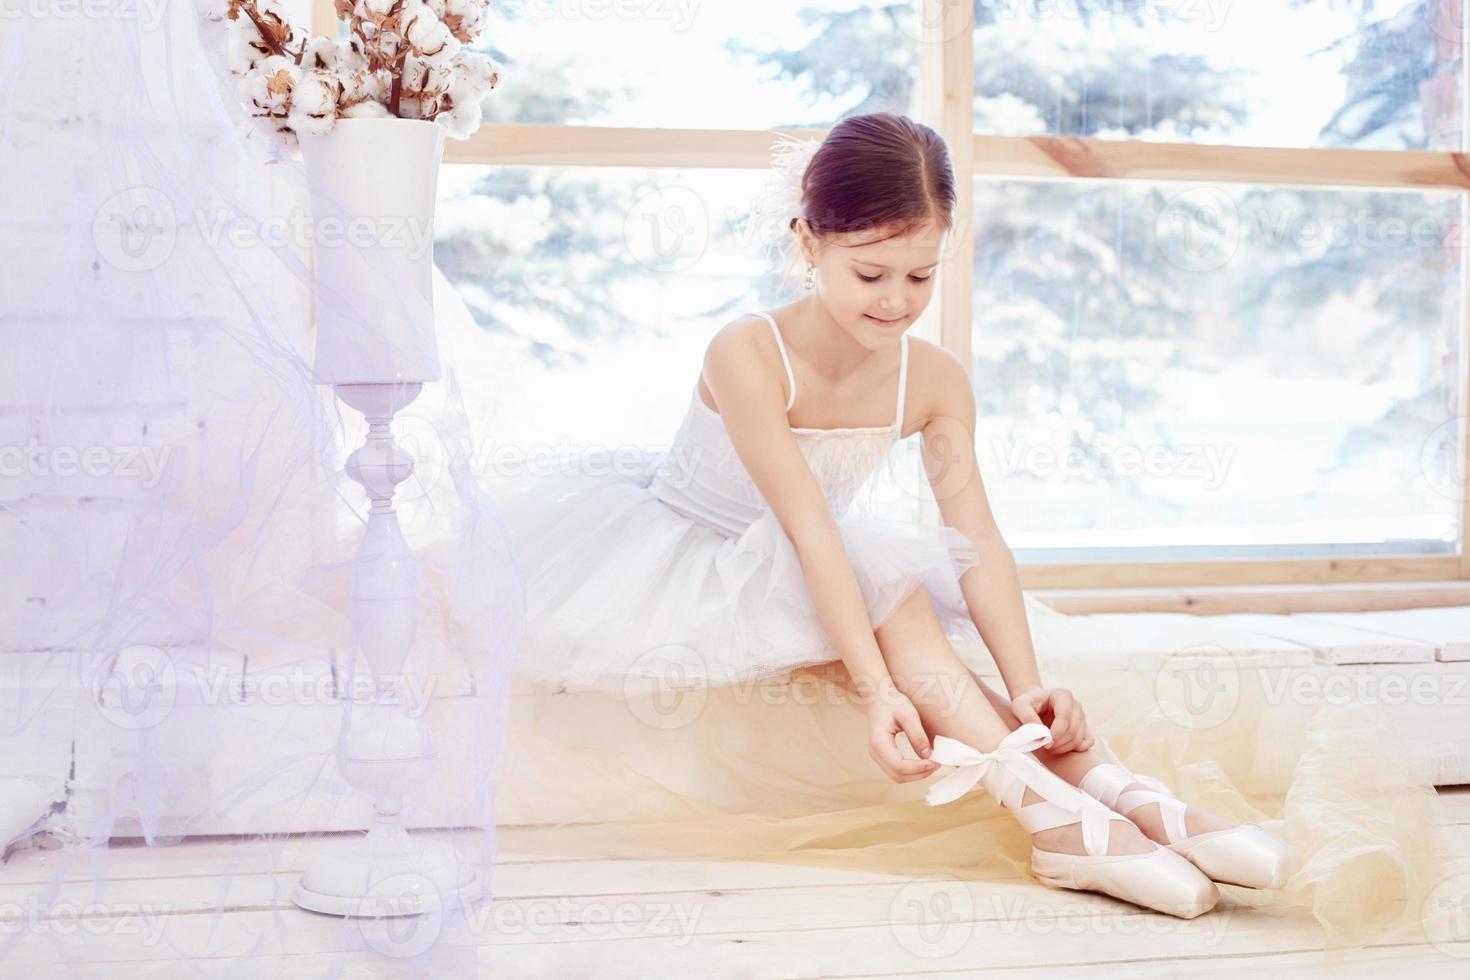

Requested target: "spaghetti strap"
[
  {"left": 893, "top": 332, "right": 910, "bottom": 431},
  {"left": 753, "top": 312, "right": 797, "bottom": 413}
]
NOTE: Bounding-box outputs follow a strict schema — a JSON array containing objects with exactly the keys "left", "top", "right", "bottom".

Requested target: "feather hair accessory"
[{"left": 748, "top": 133, "right": 824, "bottom": 289}]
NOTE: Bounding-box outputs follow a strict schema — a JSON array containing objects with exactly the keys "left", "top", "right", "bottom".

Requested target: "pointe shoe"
[
  {"left": 925, "top": 723, "right": 1219, "bottom": 919},
  {"left": 1077, "top": 735, "right": 1302, "bottom": 890}
]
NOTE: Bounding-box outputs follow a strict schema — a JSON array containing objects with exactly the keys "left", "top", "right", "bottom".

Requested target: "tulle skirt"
[
  {"left": 491, "top": 448, "right": 987, "bottom": 690},
  {"left": 484, "top": 451, "right": 1464, "bottom": 953}
]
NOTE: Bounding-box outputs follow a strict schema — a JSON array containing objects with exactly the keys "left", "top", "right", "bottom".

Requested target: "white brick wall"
[{"left": 0, "top": 10, "right": 323, "bottom": 843}]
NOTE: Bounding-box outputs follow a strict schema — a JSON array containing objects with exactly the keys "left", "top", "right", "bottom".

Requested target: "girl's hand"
[
  {"left": 865, "top": 683, "right": 940, "bottom": 783},
  {"left": 1010, "top": 685, "right": 1093, "bottom": 754}
]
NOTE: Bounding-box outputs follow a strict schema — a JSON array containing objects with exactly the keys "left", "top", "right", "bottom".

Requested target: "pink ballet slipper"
[
  {"left": 926, "top": 723, "right": 1219, "bottom": 919},
  {"left": 1078, "top": 734, "right": 1301, "bottom": 890}
]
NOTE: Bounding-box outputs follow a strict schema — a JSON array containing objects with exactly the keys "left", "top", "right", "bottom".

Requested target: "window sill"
[{"left": 1033, "top": 580, "right": 1470, "bottom": 616}]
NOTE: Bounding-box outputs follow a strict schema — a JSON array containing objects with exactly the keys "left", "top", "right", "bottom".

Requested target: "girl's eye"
[{"left": 858, "top": 273, "right": 934, "bottom": 283}]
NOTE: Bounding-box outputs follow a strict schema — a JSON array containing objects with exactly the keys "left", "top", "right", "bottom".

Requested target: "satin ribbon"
[
  {"left": 1096, "top": 735, "right": 1175, "bottom": 799},
  {"left": 924, "top": 722, "right": 1114, "bottom": 855}
]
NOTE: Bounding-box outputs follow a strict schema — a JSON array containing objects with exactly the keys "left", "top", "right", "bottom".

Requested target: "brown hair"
[{"left": 788, "top": 112, "right": 955, "bottom": 279}]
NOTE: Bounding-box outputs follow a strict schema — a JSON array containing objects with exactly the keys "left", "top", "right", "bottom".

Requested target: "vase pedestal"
[{"left": 292, "top": 382, "right": 476, "bottom": 919}]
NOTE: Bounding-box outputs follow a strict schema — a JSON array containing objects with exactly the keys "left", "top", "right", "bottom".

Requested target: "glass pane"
[
  {"left": 433, "top": 162, "right": 930, "bottom": 520},
  {"left": 971, "top": 1, "right": 1463, "bottom": 151},
  {"left": 970, "top": 177, "right": 1463, "bottom": 561},
  {"left": 435, "top": 165, "right": 766, "bottom": 447},
  {"left": 477, "top": 1, "right": 923, "bottom": 129}
]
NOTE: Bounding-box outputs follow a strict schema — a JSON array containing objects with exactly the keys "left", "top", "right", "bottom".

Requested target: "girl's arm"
[
  {"left": 702, "top": 318, "right": 936, "bottom": 781},
  {"left": 916, "top": 343, "right": 1045, "bottom": 700}
]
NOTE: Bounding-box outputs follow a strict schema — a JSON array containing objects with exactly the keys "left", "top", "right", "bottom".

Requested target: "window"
[
  {"left": 315, "top": 0, "right": 1470, "bottom": 588},
  {"left": 971, "top": 179, "right": 1462, "bottom": 561}
]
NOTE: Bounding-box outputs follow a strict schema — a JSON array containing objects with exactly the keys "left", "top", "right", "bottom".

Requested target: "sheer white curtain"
[{"left": 1, "top": 4, "right": 520, "bottom": 970}]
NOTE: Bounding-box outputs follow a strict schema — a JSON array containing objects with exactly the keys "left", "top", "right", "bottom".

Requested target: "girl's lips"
[{"left": 866, "top": 314, "right": 904, "bottom": 325}]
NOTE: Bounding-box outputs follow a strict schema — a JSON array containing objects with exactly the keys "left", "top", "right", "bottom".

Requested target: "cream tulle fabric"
[{"left": 490, "top": 318, "right": 1464, "bottom": 952}]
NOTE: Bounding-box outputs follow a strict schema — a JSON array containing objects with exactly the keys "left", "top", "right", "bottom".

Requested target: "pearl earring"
[{"left": 803, "top": 263, "right": 815, "bottom": 290}]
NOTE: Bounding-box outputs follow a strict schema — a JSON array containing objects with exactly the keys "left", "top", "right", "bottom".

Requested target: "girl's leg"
[
  {"left": 970, "top": 669, "right": 1236, "bottom": 841},
  {"left": 796, "top": 588, "right": 1235, "bottom": 843},
  {"left": 796, "top": 586, "right": 1153, "bottom": 857}
]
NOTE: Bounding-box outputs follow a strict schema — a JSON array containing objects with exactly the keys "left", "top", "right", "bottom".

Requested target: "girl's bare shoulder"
[
  {"left": 904, "top": 334, "right": 974, "bottom": 428},
  {"left": 699, "top": 315, "right": 788, "bottom": 410}
]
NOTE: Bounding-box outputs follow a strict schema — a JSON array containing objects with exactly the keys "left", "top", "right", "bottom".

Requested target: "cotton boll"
[
  {"left": 225, "top": 18, "right": 271, "bottom": 74},
  {"left": 340, "top": 68, "right": 388, "bottom": 105},
  {"left": 404, "top": 9, "right": 462, "bottom": 62},
  {"left": 252, "top": 55, "right": 301, "bottom": 111},
  {"left": 436, "top": 0, "right": 489, "bottom": 42},
  {"left": 236, "top": 63, "right": 295, "bottom": 115},
  {"left": 301, "top": 36, "right": 340, "bottom": 71},
  {"left": 289, "top": 70, "right": 341, "bottom": 135},
  {"left": 252, "top": 0, "right": 304, "bottom": 50},
  {"left": 455, "top": 0, "right": 489, "bottom": 39},
  {"left": 339, "top": 37, "right": 371, "bottom": 74},
  {"left": 289, "top": 107, "right": 337, "bottom": 137},
  {"left": 375, "top": 30, "right": 404, "bottom": 61},
  {"left": 449, "top": 49, "right": 500, "bottom": 93},
  {"left": 441, "top": 98, "right": 481, "bottom": 139},
  {"left": 398, "top": 96, "right": 423, "bottom": 120},
  {"left": 401, "top": 55, "right": 429, "bottom": 92},
  {"left": 256, "top": 0, "right": 297, "bottom": 26},
  {"left": 342, "top": 99, "right": 391, "bottom": 119},
  {"left": 358, "top": 0, "right": 397, "bottom": 17},
  {"left": 235, "top": 72, "right": 271, "bottom": 109},
  {"left": 420, "top": 62, "right": 455, "bottom": 97},
  {"left": 444, "top": 78, "right": 485, "bottom": 114}
]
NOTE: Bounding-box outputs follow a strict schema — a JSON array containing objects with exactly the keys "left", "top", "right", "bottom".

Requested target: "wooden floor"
[{"left": 1, "top": 788, "right": 1468, "bottom": 977}]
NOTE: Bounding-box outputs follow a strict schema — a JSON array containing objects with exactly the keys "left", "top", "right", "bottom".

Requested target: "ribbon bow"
[{"left": 923, "top": 722, "right": 1114, "bottom": 855}]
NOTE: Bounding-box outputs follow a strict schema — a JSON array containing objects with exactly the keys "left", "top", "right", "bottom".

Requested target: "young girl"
[{"left": 495, "top": 112, "right": 1300, "bottom": 919}]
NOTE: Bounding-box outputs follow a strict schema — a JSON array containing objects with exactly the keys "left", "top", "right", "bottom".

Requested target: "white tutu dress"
[{"left": 495, "top": 311, "right": 988, "bottom": 690}]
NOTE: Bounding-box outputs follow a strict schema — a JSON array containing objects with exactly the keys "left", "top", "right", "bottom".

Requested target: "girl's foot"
[
  {"left": 1021, "top": 783, "right": 1155, "bottom": 855},
  {"left": 925, "top": 724, "right": 1219, "bottom": 918},
  {"left": 1077, "top": 736, "right": 1302, "bottom": 890},
  {"left": 1100, "top": 780, "right": 1239, "bottom": 844}
]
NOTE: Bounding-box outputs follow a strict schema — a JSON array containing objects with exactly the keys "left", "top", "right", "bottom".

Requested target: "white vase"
[{"left": 299, "top": 117, "right": 446, "bottom": 385}]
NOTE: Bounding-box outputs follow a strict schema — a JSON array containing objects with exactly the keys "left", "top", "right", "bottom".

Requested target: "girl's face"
[{"left": 798, "top": 217, "right": 946, "bottom": 349}]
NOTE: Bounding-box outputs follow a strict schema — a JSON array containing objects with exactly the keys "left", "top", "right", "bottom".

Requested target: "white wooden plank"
[
  {"left": 1211, "top": 613, "right": 1436, "bottom": 665},
  {"left": 921, "top": 944, "right": 1470, "bottom": 979},
  {"left": 0, "top": 886, "right": 1441, "bottom": 971},
  {"left": 43, "top": 939, "right": 1470, "bottom": 979},
  {"left": 1066, "top": 612, "right": 1317, "bottom": 666},
  {"left": 1300, "top": 609, "right": 1470, "bottom": 662},
  {"left": 1, "top": 822, "right": 1464, "bottom": 973}
]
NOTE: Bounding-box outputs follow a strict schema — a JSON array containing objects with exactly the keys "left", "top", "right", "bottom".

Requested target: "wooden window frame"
[{"left": 311, "top": 5, "right": 1470, "bottom": 603}]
